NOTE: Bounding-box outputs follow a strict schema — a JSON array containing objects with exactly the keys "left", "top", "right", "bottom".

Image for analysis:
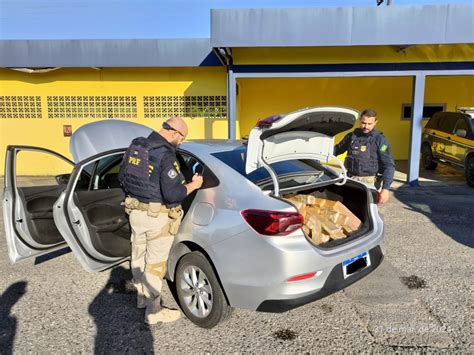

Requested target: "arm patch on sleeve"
[
  {"left": 379, "top": 144, "right": 388, "bottom": 153},
  {"left": 167, "top": 168, "right": 178, "bottom": 179}
]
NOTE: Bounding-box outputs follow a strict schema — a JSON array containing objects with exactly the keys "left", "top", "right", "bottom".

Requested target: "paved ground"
[{"left": 0, "top": 164, "right": 473, "bottom": 353}]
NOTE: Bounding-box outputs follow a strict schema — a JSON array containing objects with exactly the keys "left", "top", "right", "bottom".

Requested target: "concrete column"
[
  {"left": 407, "top": 73, "right": 426, "bottom": 186},
  {"left": 227, "top": 66, "right": 237, "bottom": 139}
]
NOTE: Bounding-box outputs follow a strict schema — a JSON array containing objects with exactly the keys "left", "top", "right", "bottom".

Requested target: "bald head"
[
  {"left": 159, "top": 116, "right": 188, "bottom": 147},
  {"left": 167, "top": 116, "right": 188, "bottom": 137}
]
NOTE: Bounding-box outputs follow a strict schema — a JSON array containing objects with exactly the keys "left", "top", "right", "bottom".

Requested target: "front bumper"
[{"left": 256, "top": 245, "right": 384, "bottom": 312}]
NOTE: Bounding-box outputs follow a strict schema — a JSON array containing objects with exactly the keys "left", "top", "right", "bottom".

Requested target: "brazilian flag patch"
[{"left": 380, "top": 144, "right": 388, "bottom": 153}]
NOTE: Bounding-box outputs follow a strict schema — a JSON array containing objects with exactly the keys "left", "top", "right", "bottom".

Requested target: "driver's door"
[{"left": 2, "top": 146, "right": 75, "bottom": 263}]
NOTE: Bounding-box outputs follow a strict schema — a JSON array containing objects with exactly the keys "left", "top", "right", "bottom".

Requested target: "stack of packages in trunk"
[{"left": 285, "top": 194, "right": 362, "bottom": 245}]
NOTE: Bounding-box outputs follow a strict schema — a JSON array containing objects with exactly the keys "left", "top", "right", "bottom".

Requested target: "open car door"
[
  {"left": 3, "top": 146, "right": 75, "bottom": 263},
  {"left": 50, "top": 119, "right": 153, "bottom": 272},
  {"left": 52, "top": 148, "right": 210, "bottom": 273},
  {"left": 53, "top": 149, "right": 131, "bottom": 272},
  {"left": 3, "top": 121, "right": 153, "bottom": 271}
]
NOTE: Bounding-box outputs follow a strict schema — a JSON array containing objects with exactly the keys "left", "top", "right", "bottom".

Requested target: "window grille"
[
  {"left": 143, "top": 96, "right": 227, "bottom": 119},
  {"left": 0, "top": 96, "right": 42, "bottom": 119},
  {"left": 47, "top": 96, "right": 137, "bottom": 119}
]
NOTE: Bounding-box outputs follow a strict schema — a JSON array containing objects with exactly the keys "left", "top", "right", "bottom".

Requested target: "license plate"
[{"left": 342, "top": 251, "right": 371, "bottom": 279}]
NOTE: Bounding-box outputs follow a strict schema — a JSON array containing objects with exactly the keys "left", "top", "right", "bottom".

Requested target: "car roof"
[
  {"left": 70, "top": 120, "right": 247, "bottom": 162},
  {"left": 180, "top": 140, "right": 246, "bottom": 156}
]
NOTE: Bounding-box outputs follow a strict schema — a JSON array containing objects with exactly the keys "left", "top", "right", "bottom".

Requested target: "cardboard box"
[{"left": 285, "top": 194, "right": 362, "bottom": 245}]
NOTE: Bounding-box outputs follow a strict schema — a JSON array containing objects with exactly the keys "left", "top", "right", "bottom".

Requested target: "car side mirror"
[
  {"left": 455, "top": 129, "right": 467, "bottom": 137},
  {"left": 55, "top": 173, "right": 71, "bottom": 185}
]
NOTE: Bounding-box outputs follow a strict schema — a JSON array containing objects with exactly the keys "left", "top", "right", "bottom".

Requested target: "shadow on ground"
[
  {"left": 394, "top": 184, "right": 474, "bottom": 248},
  {"left": 392, "top": 160, "right": 466, "bottom": 187},
  {"left": 88, "top": 267, "right": 154, "bottom": 354},
  {"left": 0, "top": 281, "right": 27, "bottom": 355}
]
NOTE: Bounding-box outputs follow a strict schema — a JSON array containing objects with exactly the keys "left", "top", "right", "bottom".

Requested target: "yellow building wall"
[
  {"left": 233, "top": 44, "right": 474, "bottom": 65},
  {"left": 237, "top": 75, "right": 474, "bottom": 160},
  {"left": 425, "top": 76, "right": 474, "bottom": 111},
  {"left": 0, "top": 67, "right": 227, "bottom": 175}
]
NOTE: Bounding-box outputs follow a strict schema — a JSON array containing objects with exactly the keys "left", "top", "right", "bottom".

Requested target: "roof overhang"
[
  {"left": 0, "top": 38, "right": 222, "bottom": 67},
  {"left": 211, "top": 4, "right": 474, "bottom": 48}
]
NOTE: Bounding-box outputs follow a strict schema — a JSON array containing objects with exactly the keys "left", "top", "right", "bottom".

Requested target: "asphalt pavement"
[{"left": 0, "top": 165, "right": 472, "bottom": 353}]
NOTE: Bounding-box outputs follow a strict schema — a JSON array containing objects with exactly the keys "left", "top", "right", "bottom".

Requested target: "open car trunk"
[{"left": 282, "top": 180, "right": 371, "bottom": 248}]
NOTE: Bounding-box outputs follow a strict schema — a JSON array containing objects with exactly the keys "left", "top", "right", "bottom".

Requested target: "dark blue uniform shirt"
[
  {"left": 334, "top": 128, "right": 395, "bottom": 189},
  {"left": 145, "top": 131, "right": 187, "bottom": 207}
]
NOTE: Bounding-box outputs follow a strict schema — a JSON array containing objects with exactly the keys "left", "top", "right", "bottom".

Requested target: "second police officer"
[{"left": 334, "top": 108, "right": 395, "bottom": 204}]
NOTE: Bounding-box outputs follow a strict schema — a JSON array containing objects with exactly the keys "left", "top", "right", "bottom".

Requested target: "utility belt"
[
  {"left": 124, "top": 196, "right": 183, "bottom": 234},
  {"left": 349, "top": 175, "right": 383, "bottom": 190}
]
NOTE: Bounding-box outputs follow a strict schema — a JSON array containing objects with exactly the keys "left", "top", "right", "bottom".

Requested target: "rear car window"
[
  {"left": 425, "top": 115, "right": 440, "bottom": 129},
  {"left": 454, "top": 118, "right": 468, "bottom": 132},
  {"left": 212, "top": 146, "right": 336, "bottom": 185}
]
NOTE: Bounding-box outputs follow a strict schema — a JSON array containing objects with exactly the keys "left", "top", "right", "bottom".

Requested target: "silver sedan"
[{"left": 3, "top": 107, "right": 384, "bottom": 328}]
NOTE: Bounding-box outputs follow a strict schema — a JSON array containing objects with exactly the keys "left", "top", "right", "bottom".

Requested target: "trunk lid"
[
  {"left": 245, "top": 106, "right": 358, "bottom": 195},
  {"left": 70, "top": 120, "right": 153, "bottom": 162}
]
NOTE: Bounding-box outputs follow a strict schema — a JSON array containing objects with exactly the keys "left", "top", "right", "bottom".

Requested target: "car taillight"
[{"left": 241, "top": 209, "right": 304, "bottom": 236}]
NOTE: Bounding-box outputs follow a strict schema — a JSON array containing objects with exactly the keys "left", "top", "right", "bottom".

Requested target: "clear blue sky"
[{"left": 0, "top": 0, "right": 472, "bottom": 39}]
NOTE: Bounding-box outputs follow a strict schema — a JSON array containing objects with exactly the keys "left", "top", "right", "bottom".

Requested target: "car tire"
[
  {"left": 421, "top": 145, "right": 437, "bottom": 170},
  {"left": 175, "top": 251, "right": 233, "bottom": 328},
  {"left": 465, "top": 156, "right": 474, "bottom": 188}
]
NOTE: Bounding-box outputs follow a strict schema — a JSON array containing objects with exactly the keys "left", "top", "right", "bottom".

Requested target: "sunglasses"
[{"left": 162, "top": 122, "right": 185, "bottom": 138}]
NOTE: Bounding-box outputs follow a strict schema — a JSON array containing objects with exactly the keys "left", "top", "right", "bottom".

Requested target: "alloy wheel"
[{"left": 179, "top": 265, "right": 213, "bottom": 318}]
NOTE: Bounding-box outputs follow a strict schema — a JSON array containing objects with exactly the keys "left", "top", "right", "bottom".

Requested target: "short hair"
[{"left": 360, "top": 108, "right": 377, "bottom": 119}]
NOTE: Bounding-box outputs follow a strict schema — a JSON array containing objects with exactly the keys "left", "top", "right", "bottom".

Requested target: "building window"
[
  {"left": 0, "top": 96, "right": 42, "bottom": 119},
  {"left": 401, "top": 103, "right": 446, "bottom": 121},
  {"left": 143, "top": 96, "right": 227, "bottom": 119},
  {"left": 47, "top": 96, "right": 137, "bottom": 119}
]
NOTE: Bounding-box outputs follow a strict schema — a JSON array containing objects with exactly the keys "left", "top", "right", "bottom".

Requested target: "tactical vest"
[
  {"left": 118, "top": 137, "right": 165, "bottom": 201},
  {"left": 344, "top": 132, "right": 379, "bottom": 176}
]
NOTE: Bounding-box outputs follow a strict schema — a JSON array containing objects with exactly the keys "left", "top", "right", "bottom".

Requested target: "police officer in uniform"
[
  {"left": 334, "top": 108, "right": 395, "bottom": 204},
  {"left": 120, "top": 117, "right": 203, "bottom": 324}
]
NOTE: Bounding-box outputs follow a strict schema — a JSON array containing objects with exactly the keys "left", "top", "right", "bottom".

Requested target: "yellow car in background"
[{"left": 421, "top": 111, "right": 474, "bottom": 187}]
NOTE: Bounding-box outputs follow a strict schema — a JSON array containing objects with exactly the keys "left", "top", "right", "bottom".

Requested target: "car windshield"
[{"left": 212, "top": 146, "right": 337, "bottom": 188}]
